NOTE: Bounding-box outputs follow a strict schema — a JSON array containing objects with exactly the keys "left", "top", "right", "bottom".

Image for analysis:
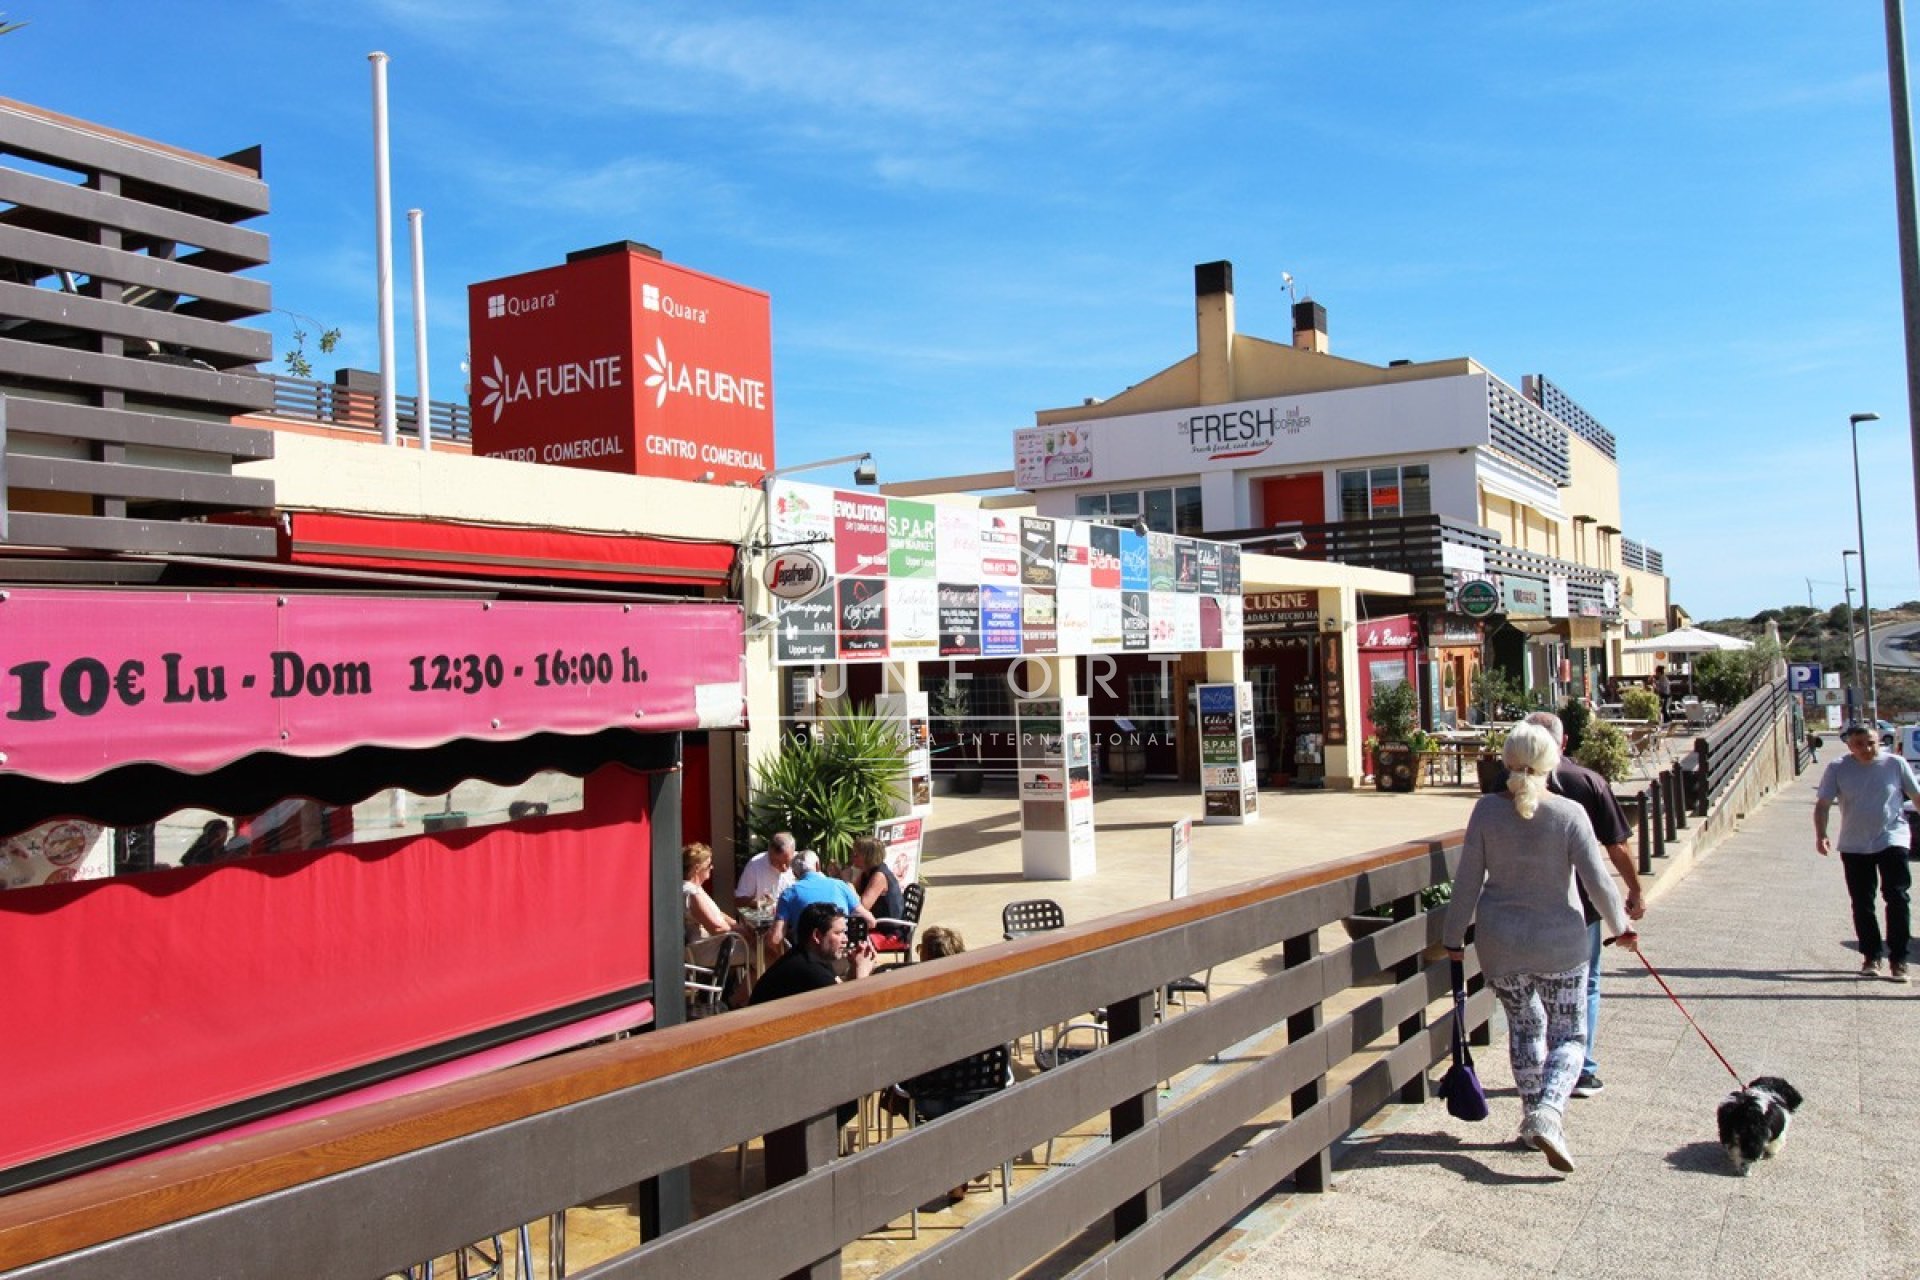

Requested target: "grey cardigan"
[{"left": 1442, "top": 790, "right": 1631, "bottom": 978}]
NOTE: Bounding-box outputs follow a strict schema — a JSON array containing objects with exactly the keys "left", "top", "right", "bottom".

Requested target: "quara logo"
[
  {"left": 642, "top": 284, "right": 660, "bottom": 311},
  {"left": 640, "top": 338, "right": 768, "bottom": 412},
  {"left": 487, "top": 294, "right": 506, "bottom": 319}
]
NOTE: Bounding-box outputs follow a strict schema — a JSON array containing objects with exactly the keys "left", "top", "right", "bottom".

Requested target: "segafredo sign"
[
  {"left": 765, "top": 548, "right": 828, "bottom": 601},
  {"left": 470, "top": 245, "right": 774, "bottom": 484}
]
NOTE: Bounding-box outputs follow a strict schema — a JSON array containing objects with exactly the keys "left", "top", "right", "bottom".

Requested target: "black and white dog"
[{"left": 1716, "top": 1076, "right": 1803, "bottom": 1175}]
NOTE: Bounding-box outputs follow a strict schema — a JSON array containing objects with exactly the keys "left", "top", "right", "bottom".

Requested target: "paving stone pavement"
[{"left": 1192, "top": 767, "right": 1920, "bottom": 1280}]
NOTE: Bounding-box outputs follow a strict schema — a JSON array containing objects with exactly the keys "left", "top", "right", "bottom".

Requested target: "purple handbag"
[{"left": 1437, "top": 971, "right": 1489, "bottom": 1122}]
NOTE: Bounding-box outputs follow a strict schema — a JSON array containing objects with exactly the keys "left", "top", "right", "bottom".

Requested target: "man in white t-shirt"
[
  {"left": 1815, "top": 722, "right": 1920, "bottom": 982},
  {"left": 735, "top": 831, "right": 798, "bottom": 908}
]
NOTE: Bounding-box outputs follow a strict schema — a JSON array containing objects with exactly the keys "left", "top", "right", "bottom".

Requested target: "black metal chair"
[
  {"left": 684, "top": 932, "right": 745, "bottom": 1020},
  {"left": 892, "top": 1043, "right": 1015, "bottom": 1236},
  {"left": 1001, "top": 897, "right": 1066, "bottom": 940},
  {"left": 871, "top": 881, "right": 926, "bottom": 968}
]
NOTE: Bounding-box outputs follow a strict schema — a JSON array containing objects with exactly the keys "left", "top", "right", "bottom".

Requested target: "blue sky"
[{"left": 6, "top": 1, "right": 1914, "bottom": 620}]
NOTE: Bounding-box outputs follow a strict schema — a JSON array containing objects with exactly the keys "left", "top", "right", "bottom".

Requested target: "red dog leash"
[{"left": 1624, "top": 943, "right": 1744, "bottom": 1086}]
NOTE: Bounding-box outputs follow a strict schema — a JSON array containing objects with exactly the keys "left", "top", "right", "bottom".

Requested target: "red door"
[{"left": 1260, "top": 474, "right": 1325, "bottom": 527}]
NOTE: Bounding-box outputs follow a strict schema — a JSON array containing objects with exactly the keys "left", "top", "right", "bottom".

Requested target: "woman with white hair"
[{"left": 1443, "top": 720, "right": 1639, "bottom": 1173}]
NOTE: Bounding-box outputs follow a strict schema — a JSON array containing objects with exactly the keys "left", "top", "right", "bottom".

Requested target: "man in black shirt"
[
  {"left": 1523, "top": 711, "right": 1645, "bottom": 1097},
  {"left": 749, "top": 900, "right": 875, "bottom": 1006},
  {"left": 747, "top": 901, "right": 874, "bottom": 1131}
]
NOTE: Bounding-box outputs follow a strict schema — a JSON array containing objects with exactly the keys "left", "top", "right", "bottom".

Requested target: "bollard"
[
  {"left": 1650, "top": 777, "right": 1667, "bottom": 858},
  {"left": 1634, "top": 792, "right": 1652, "bottom": 875}
]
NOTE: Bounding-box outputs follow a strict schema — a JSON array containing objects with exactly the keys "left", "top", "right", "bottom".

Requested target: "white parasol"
[{"left": 1620, "top": 625, "right": 1753, "bottom": 655}]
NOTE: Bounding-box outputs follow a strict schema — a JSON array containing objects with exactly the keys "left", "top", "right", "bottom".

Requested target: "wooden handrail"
[{"left": 0, "top": 835, "right": 1455, "bottom": 1270}]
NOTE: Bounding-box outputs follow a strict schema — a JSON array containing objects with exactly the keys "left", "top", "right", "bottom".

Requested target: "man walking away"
[
  {"left": 1815, "top": 722, "right": 1920, "bottom": 981},
  {"left": 1519, "top": 712, "right": 1646, "bottom": 1097}
]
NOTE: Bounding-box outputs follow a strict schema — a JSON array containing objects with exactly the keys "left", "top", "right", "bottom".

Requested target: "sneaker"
[
  {"left": 1571, "top": 1072, "right": 1605, "bottom": 1098},
  {"left": 1862, "top": 955, "right": 1885, "bottom": 978},
  {"left": 1528, "top": 1110, "right": 1577, "bottom": 1173},
  {"left": 1891, "top": 962, "right": 1911, "bottom": 985}
]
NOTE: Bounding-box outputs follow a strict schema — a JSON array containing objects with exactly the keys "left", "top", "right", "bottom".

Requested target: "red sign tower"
[{"left": 468, "top": 242, "right": 775, "bottom": 485}]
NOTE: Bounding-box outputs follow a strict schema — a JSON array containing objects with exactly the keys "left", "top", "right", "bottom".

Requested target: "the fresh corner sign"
[
  {"left": 766, "top": 481, "right": 1246, "bottom": 665},
  {"left": 467, "top": 246, "right": 773, "bottom": 485}
]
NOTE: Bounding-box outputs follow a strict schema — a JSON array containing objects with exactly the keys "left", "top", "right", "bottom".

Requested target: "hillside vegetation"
[{"left": 1698, "top": 601, "right": 1920, "bottom": 718}]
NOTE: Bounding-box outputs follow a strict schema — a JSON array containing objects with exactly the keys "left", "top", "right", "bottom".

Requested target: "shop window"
[
  {"left": 1075, "top": 487, "right": 1202, "bottom": 534},
  {"left": 1337, "top": 464, "right": 1432, "bottom": 521},
  {"left": 1, "top": 773, "right": 586, "bottom": 889},
  {"left": 1127, "top": 669, "right": 1173, "bottom": 724},
  {"left": 1175, "top": 485, "right": 1204, "bottom": 534}
]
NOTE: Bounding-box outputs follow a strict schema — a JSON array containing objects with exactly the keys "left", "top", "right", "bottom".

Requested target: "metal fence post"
[
  {"left": 1107, "top": 991, "right": 1162, "bottom": 1240},
  {"left": 1692, "top": 738, "right": 1712, "bottom": 816},
  {"left": 764, "top": 1110, "right": 844, "bottom": 1280},
  {"left": 1283, "top": 930, "right": 1331, "bottom": 1193},
  {"left": 1393, "top": 893, "right": 1429, "bottom": 1105}
]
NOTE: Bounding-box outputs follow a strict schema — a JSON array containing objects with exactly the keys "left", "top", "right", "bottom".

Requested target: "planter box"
[{"left": 1375, "top": 743, "right": 1421, "bottom": 792}]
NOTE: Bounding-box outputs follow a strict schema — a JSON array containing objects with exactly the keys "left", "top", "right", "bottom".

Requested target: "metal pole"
[
  {"left": 1881, "top": 0, "right": 1920, "bottom": 570},
  {"left": 1843, "top": 550, "right": 1860, "bottom": 720},
  {"left": 408, "top": 207, "right": 431, "bottom": 452},
  {"left": 1851, "top": 415, "right": 1881, "bottom": 725},
  {"left": 369, "top": 51, "right": 398, "bottom": 447}
]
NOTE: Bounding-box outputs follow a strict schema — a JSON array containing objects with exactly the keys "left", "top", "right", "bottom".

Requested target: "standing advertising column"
[
  {"left": 1198, "top": 682, "right": 1260, "bottom": 823},
  {"left": 1017, "top": 695, "right": 1097, "bottom": 879},
  {"left": 875, "top": 690, "right": 934, "bottom": 816}
]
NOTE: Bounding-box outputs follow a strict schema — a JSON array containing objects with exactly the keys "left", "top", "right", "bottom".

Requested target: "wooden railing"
[{"left": 0, "top": 835, "right": 1476, "bottom": 1280}]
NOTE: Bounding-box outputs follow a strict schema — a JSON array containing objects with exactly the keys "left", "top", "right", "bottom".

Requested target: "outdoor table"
[{"left": 738, "top": 906, "right": 775, "bottom": 976}]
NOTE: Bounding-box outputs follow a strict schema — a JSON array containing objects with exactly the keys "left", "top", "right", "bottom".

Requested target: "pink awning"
[{"left": 0, "top": 589, "right": 743, "bottom": 783}]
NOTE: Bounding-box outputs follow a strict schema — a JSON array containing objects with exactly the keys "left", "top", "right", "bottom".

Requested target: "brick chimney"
[
  {"left": 1291, "top": 298, "right": 1328, "bottom": 354},
  {"left": 1195, "top": 260, "right": 1235, "bottom": 405}
]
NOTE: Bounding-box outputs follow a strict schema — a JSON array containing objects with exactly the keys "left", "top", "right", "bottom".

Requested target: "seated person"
[
  {"left": 852, "top": 834, "right": 908, "bottom": 942},
  {"left": 682, "top": 842, "right": 749, "bottom": 945},
  {"left": 749, "top": 901, "right": 876, "bottom": 1005},
  {"left": 748, "top": 901, "right": 875, "bottom": 1128},
  {"left": 892, "top": 927, "right": 1007, "bottom": 1203},
  {"left": 768, "top": 851, "right": 875, "bottom": 952},
  {"left": 735, "top": 831, "right": 798, "bottom": 909}
]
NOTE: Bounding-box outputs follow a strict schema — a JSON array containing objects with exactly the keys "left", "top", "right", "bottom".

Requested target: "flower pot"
[
  {"left": 949, "top": 766, "right": 984, "bottom": 795},
  {"left": 1475, "top": 753, "right": 1505, "bottom": 794}
]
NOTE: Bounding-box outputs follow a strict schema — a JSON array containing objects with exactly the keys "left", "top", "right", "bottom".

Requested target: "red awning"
[{"left": 286, "top": 512, "right": 735, "bottom": 586}]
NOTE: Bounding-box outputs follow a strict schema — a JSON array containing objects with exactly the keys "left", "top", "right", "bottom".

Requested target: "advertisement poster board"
[
  {"left": 874, "top": 815, "right": 925, "bottom": 887},
  {"left": 1198, "top": 682, "right": 1260, "bottom": 824},
  {"left": 1017, "top": 695, "right": 1096, "bottom": 879},
  {"left": 876, "top": 691, "right": 934, "bottom": 815},
  {"left": 767, "top": 480, "right": 1245, "bottom": 666}
]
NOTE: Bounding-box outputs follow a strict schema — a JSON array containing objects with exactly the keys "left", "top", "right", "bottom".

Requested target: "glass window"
[
  {"left": 1175, "top": 485, "right": 1204, "bottom": 535},
  {"left": 1368, "top": 466, "right": 1401, "bottom": 518},
  {"left": 1401, "top": 464, "right": 1431, "bottom": 516},
  {"left": 1076, "top": 493, "right": 1108, "bottom": 519},
  {"left": 1, "top": 775, "right": 586, "bottom": 889},
  {"left": 1339, "top": 470, "right": 1370, "bottom": 521},
  {"left": 1107, "top": 491, "right": 1140, "bottom": 518},
  {"left": 1144, "top": 488, "right": 1174, "bottom": 533},
  {"left": 1127, "top": 670, "right": 1172, "bottom": 720}
]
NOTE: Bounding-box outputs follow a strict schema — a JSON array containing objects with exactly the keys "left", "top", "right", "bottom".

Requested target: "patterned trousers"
[{"left": 1489, "top": 963, "right": 1588, "bottom": 1115}]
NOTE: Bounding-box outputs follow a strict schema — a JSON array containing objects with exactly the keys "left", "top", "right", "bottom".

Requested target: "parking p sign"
[{"left": 1788, "top": 663, "right": 1822, "bottom": 692}]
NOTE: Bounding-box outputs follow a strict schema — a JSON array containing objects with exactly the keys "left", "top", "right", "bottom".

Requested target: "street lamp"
[
  {"left": 1843, "top": 549, "right": 1861, "bottom": 721},
  {"left": 1849, "top": 411, "right": 1882, "bottom": 726}
]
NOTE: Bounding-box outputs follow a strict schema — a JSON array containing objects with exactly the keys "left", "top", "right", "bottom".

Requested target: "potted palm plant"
[{"left": 748, "top": 700, "right": 910, "bottom": 866}]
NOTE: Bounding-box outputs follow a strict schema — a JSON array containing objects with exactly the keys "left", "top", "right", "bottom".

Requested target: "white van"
[{"left": 1898, "top": 725, "right": 1920, "bottom": 767}]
